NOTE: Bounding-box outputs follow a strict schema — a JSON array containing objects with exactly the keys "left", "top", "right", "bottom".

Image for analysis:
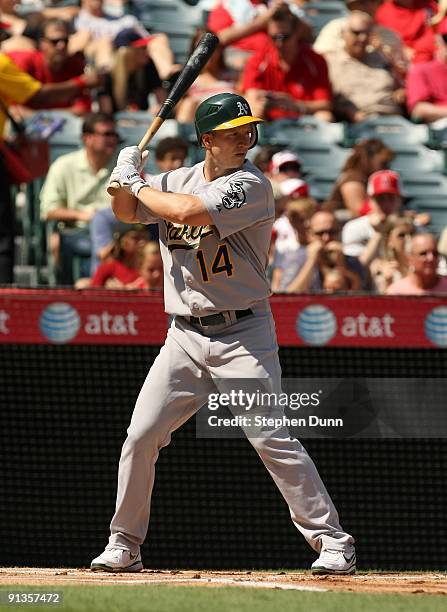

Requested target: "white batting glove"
[
  {"left": 116, "top": 146, "right": 149, "bottom": 173},
  {"left": 112, "top": 164, "right": 149, "bottom": 197}
]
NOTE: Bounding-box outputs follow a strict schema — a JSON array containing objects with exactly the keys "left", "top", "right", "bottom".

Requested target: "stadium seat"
[
  {"left": 344, "top": 115, "right": 429, "bottom": 148},
  {"left": 138, "top": 0, "right": 206, "bottom": 63},
  {"left": 290, "top": 143, "right": 350, "bottom": 176},
  {"left": 115, "top": 113, "right": 179, "bottom": 174},
  {"left": 306, "top": 170, "right": 340, "bottom": 201},
  {"left": 400, "top": 173, "right": 447, "bottom": 199},
  {"left": 42, "top": 110, "right": 83, "bottom": 161},
  {"left": 303, "top": 1, "right": 348, "bottom": 37},
  {"left": 390, "top": 145, "right": 444, "bottom": 175},
  {"left": 406, "top": 200, "right": 447, "bottom": 235},
  {"left": 259, "top": 117, "right": 344, "bottom": 147}
]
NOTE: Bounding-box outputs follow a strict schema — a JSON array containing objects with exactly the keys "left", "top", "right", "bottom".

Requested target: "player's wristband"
[
  {"left": 130, "top": 180, "right": 149, "bottom": 198},
  {"left": 72, "top": 75, "right": 87, "bottom": 89}
]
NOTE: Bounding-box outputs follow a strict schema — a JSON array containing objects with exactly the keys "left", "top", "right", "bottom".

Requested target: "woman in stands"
[
  {"left": 369, "top": 215, "right": 414, "bottom": 294},
  {"left": 324, "top": 138, "right": 394, "bottom": 218},
  {"left": 90, "top": 227, "right": 148, "bottom": 288}
]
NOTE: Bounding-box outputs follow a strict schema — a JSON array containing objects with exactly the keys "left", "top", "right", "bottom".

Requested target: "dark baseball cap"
[{"left": 113, "top": 28, "right": 152, "bottom": 49}]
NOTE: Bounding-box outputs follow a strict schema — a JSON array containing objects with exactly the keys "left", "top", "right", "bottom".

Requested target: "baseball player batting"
[{"left": 90, "top": 93, "right": 356, "bottom": 575}]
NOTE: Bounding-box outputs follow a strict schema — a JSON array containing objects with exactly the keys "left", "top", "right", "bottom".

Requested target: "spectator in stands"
[
  {"left": 72, "top": 0, "right": 178, "bottom": 78},
  {"left": 324, "top": 138, "right": 395, "bottom": 218},
  {"left": 176, "top": 27, "right": 238, "bottom": 123},
  {"left": 0, "top": 25, "right": 108, "bottom": 283},
  {"left": 375, "top": 0, "right": 436, "bottom": 64},
  {"left": 40, "top": 112, "right": 119, "bottom": 284},
  {"left": 273, "top": 211, "right": 364, "bottom": 293},
  {"left": 342, "top": 169, "right": 402, "bottom": 267},
  {"left": 0, "top": 0, "right": 79, "bottom": 46},
  {"left": 7, "top": 18, "right": 100, "bottom": 115},
  {"left": 370, "top": 215, "right": 414, "bottom": 292},
  {"left": 314, "top": 0, "right": 408, "bottom": 83},
  {"left": 241, "top": 5, "right": 333, "bottom": 122},
  {"left": 326, "top": 11, "right": 405, "bottom": 122},
  {"left": 268, "top": 150, "right": 304, "bottom": 201},
  {"left": 132, "top": 241, "right": 164, "bottom": 290},
  {"left": 154, "top": 136, "right": 188, "bottom": 173},
  {"left": 386, "top": 232, "right": 447, "bottom": 293},
  {"left": 407, "top": 21, "right": 447, "bottom": 123},
  {"left": 270, "top": 195, "right": 316, "bottom": 291},
  {"left": 90, "top": 227, "right": 148, "bottom": 288},
  {"left": 322, "top": 269, "right": 351, "bottom": 292},
  {"left": 98, "top": 28, "right": 166, "bottom": 114},
  {"left": 208, "top": 0, "right": 312, "bottom": 70}
]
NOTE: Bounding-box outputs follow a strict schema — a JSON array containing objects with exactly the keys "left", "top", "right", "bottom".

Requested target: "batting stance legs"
[{"left": 92, "top": 308, "right": 354, "bottom": 571}]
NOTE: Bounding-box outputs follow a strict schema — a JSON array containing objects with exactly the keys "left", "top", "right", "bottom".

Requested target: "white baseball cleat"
[
  {"left": 90, "top": 546, "right": 143, "bottom": 572},
  {"left": 311, "top": 539, "right": 356, "bottom": 575}
]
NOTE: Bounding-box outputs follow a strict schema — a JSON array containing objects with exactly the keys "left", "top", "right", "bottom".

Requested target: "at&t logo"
[{"left": 296, "top": 305, "right": 337, "bottom": 346}]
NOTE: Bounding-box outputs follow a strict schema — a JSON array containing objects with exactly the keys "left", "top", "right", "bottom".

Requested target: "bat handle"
[{"left": 107, "top": 116, "right": 165, "bottom": 196}]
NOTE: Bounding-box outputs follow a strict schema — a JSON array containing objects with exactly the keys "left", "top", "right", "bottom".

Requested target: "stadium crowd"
[{"left": 0, "top": 0, "right": 447, "bottom": 294}]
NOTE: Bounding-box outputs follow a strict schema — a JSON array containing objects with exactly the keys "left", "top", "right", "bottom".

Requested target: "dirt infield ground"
[{"left": 0, "top": 568, "right": 445, "bottom": 596}]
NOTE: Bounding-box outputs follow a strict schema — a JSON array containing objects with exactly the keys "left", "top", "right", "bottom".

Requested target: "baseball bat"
[{"left": 107, "top": 31, "right": 219, "bottom": 196}]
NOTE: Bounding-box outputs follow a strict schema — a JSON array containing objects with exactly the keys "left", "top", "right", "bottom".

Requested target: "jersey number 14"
[{"left": 196, "top": 244, "right": 233, "bottom": 282}]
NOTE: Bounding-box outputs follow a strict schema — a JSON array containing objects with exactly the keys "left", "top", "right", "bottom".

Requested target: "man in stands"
[
  {"left": 7, "top": 18, "right": 99, "bottom": 115},
  {"left": 40, "top": 112, "right": 119, "bottom": 284},
  {"left": 342, "top": 169, "right": 402, "bottom": 267},
  {"left": 241, "top": 5, "right": 333, "bottom": 121},
  {"left": 326, "top": 11, "right": 405, "bottom": 122}
]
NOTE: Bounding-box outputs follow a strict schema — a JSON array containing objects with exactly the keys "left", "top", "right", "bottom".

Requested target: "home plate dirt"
[{"left": 1, "top": 569, "right": 446, "bottom": 595}]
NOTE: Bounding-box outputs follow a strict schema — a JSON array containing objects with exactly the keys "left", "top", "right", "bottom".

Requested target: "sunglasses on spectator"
[
  {"left": 395, "top": 231, "right": 413, "bottom": 238},
  {"left": 44, "top": 37, "right": 69, "bottom": 45},
  {"left": 349, "top": 29, "right": 371, "bottom": 37},
  {"left": 313, "top": 229, "right": 338, "bottom": 237},
  {"left": 271, "top": 33, "right": 293, "bottom": 42}
]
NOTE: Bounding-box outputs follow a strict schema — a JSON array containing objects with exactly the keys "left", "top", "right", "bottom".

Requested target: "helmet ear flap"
[{"left": 249, "top": 125, "right": 259, "bottom": 149}]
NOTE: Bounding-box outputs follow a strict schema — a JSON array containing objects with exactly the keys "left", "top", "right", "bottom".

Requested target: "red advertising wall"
[{"left": 0, "top": 289, "right": 446, "bottom": 348}]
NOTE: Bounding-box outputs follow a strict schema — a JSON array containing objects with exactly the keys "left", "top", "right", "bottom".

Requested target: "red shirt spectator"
[
  {"left": 7, "top": 50, "right": 91, "bottom": 113},
  {"left": 375, "top": 0, "right": 437, "bottom": 63},
  {"left": 207, "top": 0, "right": 270, "bottom": 53},
  {"left": 406, "top": 22, "right": 447, "bottom": 120},
  {"left": 91, "top": 259, "right": 141, "bottom": 287},
  {"left": 242, "top": 41, "right": 331, "bottom": 121}
]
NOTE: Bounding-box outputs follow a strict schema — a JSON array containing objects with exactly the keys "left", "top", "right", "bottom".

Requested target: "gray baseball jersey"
[{"left": 135, "top": 159, "right": 274, "bottom": 316}]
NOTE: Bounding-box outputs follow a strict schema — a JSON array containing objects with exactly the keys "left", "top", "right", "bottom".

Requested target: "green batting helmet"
[{"left": 194, "top": 92, "right": 263, "bottom": 148}]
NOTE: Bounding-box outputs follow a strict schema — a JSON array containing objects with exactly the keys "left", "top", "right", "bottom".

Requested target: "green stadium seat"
[
  {"left": 259, "top": 118, "right": 344, "bottom": 147},
  {"left": 303, "top": 1, "right": 348, "bottom": 37},
  {"left": 344, "top": 115, "right": 429, "bottom": 148},
  {"left": 390, "top": 145, "right": 444, "bottom": 175},
  {"left": 306, "top": 170, "right": 339, "bottom": 201},
  {"left": 115, "top": 113, "right": 179, "bottom": 174},
  {"left": 406, "top": 201, "right": 447, "bottom": 235},
  {"left": 291, "top": 143, "right": 350, "bottom": 176},
  {"left": 401, "top": 173, "right": 447, "bottom": 199},
  {"left": 139, "top": 0, "right": 206, "bottom": 63}
]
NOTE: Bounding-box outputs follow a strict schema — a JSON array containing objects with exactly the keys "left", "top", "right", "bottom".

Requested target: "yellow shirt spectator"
[{"left": 0, "top": 53, "right": 41, "bottom": 136}]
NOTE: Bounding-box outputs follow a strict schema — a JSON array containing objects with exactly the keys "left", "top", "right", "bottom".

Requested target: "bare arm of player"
[{"left": 112, "top": 187, "right": 213, "bottom": 227}]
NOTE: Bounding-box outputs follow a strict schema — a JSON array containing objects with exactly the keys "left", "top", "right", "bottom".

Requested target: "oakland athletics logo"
[
  {"left": 236, "top": 101, "right": 249, "bottom": 116},
  {"left": 219, "top": 181, "right": 246, "bottom": 210}
]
